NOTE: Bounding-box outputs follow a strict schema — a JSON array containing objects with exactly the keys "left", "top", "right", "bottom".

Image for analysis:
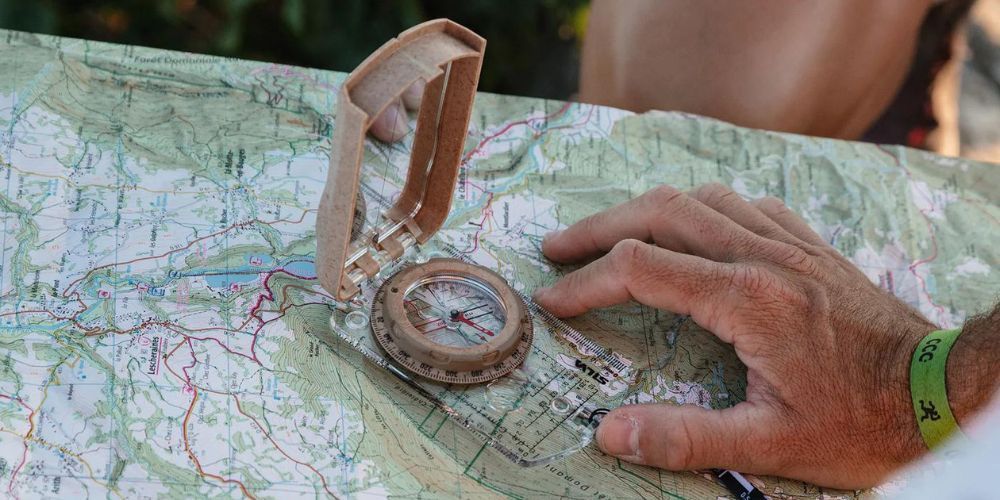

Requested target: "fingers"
[
  {"left": 688, "top": 183, "right": 802, "bottom": 247},
  {"left": 596, "top": 402, "right": 777, "bottom": 473},
  {"left": 542, "top": 185, "right": 771, "bottom": 264},
  {"left": 368, "top": 80, "right": 426, "bottom": 143},
  {"left": 534, "top": 239, "right": 736, "bottom": 335},
  {"left": 369, "top": 98, "right": 408, "bottom": 142},
  {"left": 751, "top": 197, "right": 829, "bottom": 247},
  {"left": 401, "top": 79, "right": 425, "bottom": 109}
]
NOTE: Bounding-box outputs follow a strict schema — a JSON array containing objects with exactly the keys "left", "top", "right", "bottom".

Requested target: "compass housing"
[{"left": 371, "top": 259, "right": 533, "bottom": 384}]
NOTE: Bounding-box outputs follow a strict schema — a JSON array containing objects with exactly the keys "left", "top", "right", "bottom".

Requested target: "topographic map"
[{"left": 0, "top": 29, "right": 998, "bottom": 499}]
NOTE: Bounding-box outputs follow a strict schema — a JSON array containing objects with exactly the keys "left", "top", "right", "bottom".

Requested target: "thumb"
[{"left": 596, "top": 403, "right": 772, "bottom": 472}]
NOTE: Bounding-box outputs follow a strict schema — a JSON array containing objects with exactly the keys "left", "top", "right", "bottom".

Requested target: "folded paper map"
[{"left": 0, "top": 30, "right": 997, "bottom": 498}]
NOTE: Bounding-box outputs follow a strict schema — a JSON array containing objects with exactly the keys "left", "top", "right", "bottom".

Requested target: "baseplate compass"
[{"left": 314, "top": 19, "right": 633, "bottom": 467}]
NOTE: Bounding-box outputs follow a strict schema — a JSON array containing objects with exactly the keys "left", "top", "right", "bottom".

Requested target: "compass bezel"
[{"left": 371, "top": 258, "right": 533, "bottom": 384}]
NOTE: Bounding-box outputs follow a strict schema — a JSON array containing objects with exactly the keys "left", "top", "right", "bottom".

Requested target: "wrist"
[
  {"left": 867, "top": 320, "right": 934, "bottom": 466},
  {"left": 910, "top": 328, "right": 967, "bottom": 449}
]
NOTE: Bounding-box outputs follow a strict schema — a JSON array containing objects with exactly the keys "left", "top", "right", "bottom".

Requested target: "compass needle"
[{"left": 371, "top": 258, "right": 532, "bottom": 384}]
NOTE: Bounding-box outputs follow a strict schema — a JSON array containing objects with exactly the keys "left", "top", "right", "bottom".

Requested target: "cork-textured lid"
[{"left": 316, "top": 19, "right": 486, "bottom": 301}]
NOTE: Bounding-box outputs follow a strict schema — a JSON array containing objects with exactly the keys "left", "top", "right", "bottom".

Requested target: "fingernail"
[
  {"left": 532, "top": 286, "right": 551, "bottom": 302},
  {"left": 543, "top": 230, "right": 561, "bottom": 242},
  {"left": 596, "top": 413, "right": 641, "bottom": 461}
]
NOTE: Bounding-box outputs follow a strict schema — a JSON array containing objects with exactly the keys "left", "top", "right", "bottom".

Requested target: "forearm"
[{"left": 947, "top": 304, "right": 1000, "bottom": 426}]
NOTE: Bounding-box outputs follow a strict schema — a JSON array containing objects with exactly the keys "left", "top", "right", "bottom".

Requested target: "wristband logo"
[
  {"left": 918, "top": 338, "right": 942, "bottom": 363},
  {"left": 918, "top": 400, "right": 942, "bottom": 422}
]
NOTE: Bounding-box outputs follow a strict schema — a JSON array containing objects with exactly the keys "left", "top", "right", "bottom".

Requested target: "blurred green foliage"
[{"left": 0, "top": 0, "right": 589, "bottom": 98}]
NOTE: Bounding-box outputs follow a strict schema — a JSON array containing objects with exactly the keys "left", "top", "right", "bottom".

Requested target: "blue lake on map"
[{"left": 201, "top": 257, "right": 316, "bottom": 289}]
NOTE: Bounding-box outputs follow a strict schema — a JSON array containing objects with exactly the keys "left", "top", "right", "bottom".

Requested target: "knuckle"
[
  {"left": 659, "top": 414, "right": 700, "bottom": 470},
  {"left": 608, "top": 239, "right": 648, "bottom": 277},
  {"left": 694, "top": 182, "right": 738, "bottom": 208},
  {"left": 774, "top": 244, "right": 818, "bottom": 275},
  {"left": 730, "top": 265, "right": 811, "bottom": 320},
  {"left": 645, "top": 185, "right": 685, "bottom": 209},
  {"left": 719, "top": 229, "right": 754, "bottom": 258},
  {"left": 727, "top": 264, "right": 773, "bottom": 297},
  {"left": 726, "top": 264, "right": 754, "bottom": 292},
  {"left": 609, "top": 239, "right": 665, "bottom": 299},
  {"left": 754, "top": 196, "right": 789, "bottom": 216},
  {"left": 821, "top": 245, "right": 850, "bottom": 263},
  {"left": 579, "top": 214, "right": 604, "bottom": 251}
]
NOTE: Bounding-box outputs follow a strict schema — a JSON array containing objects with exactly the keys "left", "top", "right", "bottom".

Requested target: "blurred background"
[
  {"left": 0, "top": 0, "right": 589, "bottom": 99},
  {"left": 0, "top": 0, "right": 996, "bottom": 162}
]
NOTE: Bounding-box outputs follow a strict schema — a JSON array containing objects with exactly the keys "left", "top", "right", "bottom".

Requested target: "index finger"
[
  {"left": 534, "top": 239, "right": 740, "bottom": 342},
  {"left": 542, "top": 185, "right": 773, "bottom": 265}
]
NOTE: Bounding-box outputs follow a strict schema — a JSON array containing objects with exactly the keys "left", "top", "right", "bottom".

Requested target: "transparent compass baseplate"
[{"left": 324, "top": 240, "right": 633, "bottom": 467}]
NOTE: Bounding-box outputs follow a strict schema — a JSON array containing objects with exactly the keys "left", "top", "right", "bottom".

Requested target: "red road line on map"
[
  {"left": 245, "top": 268, "right": 319, "bottom": 324},
  {"left": 455, "top": 102, "right": 589, "bottom": 256},
  {"left": 247, "top": 301, "right": 331, "bottom": 348},
  {"left": 182, "top": 390, "right": 257, "bottom": 499},
  {"left": 230, "top": 395, "right": 339, "bottom": 498},
  {"left": 460, "top": 192, "right": 494, "bottom": 254},
  {"left": 0, "top": 394, "right": 33, "bottom": 497},
  {"left": 5, "top": 395, "right": 39, "bottom": 497},
  {"left": 240, "top": 268, "right": 325, "bottom": 362},
  {"left": 67, "top": 256, "right": 322, "bottom": 366},
  {"left": 253, "top": 284, "right": 331, "bottom": 317},
  {"left": 163, "top": 336, "right": 257, "bottom": 499},
  {"left": 875, "top": 146, "right": 946, "bottom": 318},
  {"left": 79, "top": 267, "right": 325, "bottom": 365},
  {"left": 0, "top": 394, "right": 32, "bottom": 412},
  {"left": 461, "top": 101, "right": 573, "bottom": 165},
  {"left": 163, "top": 326, "right": 258, "bottom": 364},
  {"left": 84, "top": 319, "right": 259, "bottom": 365},
  {"left": 162, "top": 323, "right": 337, "bottom": 498}
]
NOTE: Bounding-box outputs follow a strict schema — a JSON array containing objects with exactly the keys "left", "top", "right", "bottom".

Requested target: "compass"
[
  {"left": 314, "top": 23, "right": 533, "bottom": 383},
  {"left": 371, "top": 258, "right": 533, "bottom": 384}
]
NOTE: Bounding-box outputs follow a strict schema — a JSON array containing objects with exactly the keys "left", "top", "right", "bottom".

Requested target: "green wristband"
[{"left": 909, "top": 328, "right": 965, "bottom": 450}]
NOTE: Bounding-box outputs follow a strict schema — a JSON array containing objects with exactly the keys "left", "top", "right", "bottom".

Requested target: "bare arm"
[{"left": 581, "top": 0, "right": 933, "bottom": 139}]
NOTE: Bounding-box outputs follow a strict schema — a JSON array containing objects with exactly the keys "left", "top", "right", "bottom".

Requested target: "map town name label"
[{"left": 147, "top": 336, "right": 162, "bottom": 375}]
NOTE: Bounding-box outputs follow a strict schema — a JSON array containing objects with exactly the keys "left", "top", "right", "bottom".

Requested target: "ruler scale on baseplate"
[{"left": 314, "top": 19, "right": 632, "bottom": 466}]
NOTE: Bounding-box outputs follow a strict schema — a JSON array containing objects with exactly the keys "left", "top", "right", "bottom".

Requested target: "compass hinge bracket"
[{"left": 340, "top": 216, "right": 423, "bottom": 298}]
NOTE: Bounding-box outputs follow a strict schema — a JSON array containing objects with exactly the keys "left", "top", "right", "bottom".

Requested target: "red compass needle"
[{"left": 455, "top": 312, "right": 495, "bottom": 337}]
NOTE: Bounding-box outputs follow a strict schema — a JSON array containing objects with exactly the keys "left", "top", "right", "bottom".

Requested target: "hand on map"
[
  {"left": 369, "top": 80, "right": 426, "bottom": 142},
  {"left": 533, "top": 183, "right": 935, "bottom": 488}
]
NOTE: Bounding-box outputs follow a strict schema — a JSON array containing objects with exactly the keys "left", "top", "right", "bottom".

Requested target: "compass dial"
[
  {"left": 403, "top": 276, "right": 506, "bottom": 348},
  {"left": 370, "top": 258, "right": 533, "bottom": 384}
]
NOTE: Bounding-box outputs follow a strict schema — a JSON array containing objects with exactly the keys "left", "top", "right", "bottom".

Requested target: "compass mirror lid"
[{"left": 316, "top": 19, "right": 486, "bottom": 301}]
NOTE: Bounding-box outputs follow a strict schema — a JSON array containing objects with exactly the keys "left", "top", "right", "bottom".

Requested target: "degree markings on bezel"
[{"left": 369, "top": 259, "right": 533, "bottom": 385}]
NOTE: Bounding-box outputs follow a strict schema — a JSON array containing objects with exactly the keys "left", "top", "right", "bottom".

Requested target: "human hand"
[
  {"left": 368, "top": 80, "right": 425, "bottom": 142},
  {"left": 532, "top": 183, "right": 935, "bottom": 488}
]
